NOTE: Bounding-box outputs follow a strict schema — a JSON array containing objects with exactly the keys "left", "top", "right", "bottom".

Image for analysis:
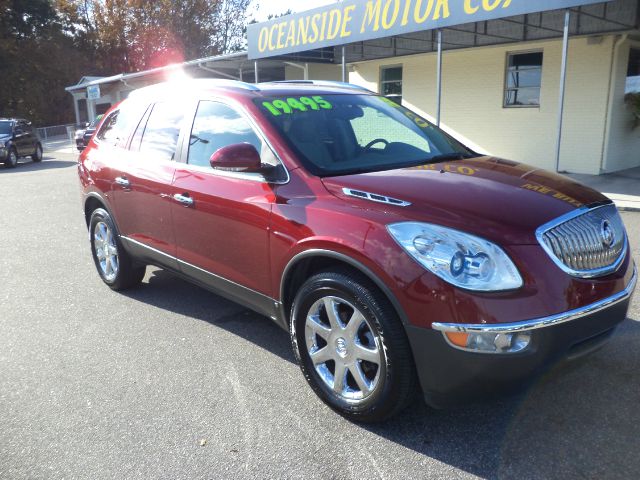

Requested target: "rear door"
[
  {"left": 170, "top": 100, "right": 285, "bottom": 307},
  {"left": 13, "top": 121, "right": 30, "bottom": 155},
  {"left": 110, "top": 100, "right": 189, "bottom": 268}
]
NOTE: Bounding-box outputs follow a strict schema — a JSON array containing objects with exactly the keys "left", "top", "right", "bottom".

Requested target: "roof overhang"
[{"left": 247, "top": 0, "right": 639, "bottom": 61}]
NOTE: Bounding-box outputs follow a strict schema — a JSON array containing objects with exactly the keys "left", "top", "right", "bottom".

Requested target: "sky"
[{"left": 249, "top": 0, "right": 340, "bottom": 22}]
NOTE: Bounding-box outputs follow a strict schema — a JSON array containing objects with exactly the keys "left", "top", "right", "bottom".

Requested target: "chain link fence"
[{"left": 36, "top": 124, "right": 78, "bottom": 141}]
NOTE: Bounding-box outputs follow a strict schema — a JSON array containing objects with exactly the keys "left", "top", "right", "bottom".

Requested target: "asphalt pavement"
[{"left": 1, "top": 147, "right": 639, "bottom": 480}]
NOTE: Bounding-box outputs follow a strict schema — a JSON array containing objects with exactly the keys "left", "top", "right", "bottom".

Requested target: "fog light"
[{"left": 444, "top": 331, "right": 531, "bottom": 354}]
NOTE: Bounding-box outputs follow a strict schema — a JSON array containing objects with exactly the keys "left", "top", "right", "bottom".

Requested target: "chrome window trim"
[
  {"left": 535, "top": 203, "right": 628, "bottom": 279},
  {"left": 432, "top": 264, "right": 636, "bottom": 334},
  {"left": 183, "top": 97, "right": 291, "bottom": 185}
]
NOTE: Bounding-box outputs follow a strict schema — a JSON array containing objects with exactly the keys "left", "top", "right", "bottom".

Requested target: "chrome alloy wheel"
[
  {"left": 305, "top": 296, "right": 383, "bottom": 402},
  {"left": 93, "top": 221, "right": 119, "bottom": 282}
]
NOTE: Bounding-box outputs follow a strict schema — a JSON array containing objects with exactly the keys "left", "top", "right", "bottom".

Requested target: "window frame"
[
  {"left": 503, "top": 50, "right": 544, "bottom": 109},
  {"left": 94, "top": 109, "right": 119, "bottom": 144},
  {"left": 380, "top": 65, "right": 403, "bottom": 104},
  {"left": 176, "top": 97, "right": 290, "bottom": 185},
  {"left": 134, "top": 101, "right": 187, "bottom": 163}
]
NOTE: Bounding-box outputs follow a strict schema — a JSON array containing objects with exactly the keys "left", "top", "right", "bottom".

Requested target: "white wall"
[
  {"left": 285, "top": 63, "right": 342, "bottom": 81},
  {"left": 344, "top": 36, "right": 621, "bottom": 174},
  {"left": 603, "top": 38, "right": 640, "bottom": 172}
]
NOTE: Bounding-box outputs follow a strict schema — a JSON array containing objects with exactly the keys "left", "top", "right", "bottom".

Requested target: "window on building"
[
  {"left": 504, "top": 52, "right": 543, "bottom": 107},
  {"left": 381, "top": 66, "right": 403, "bottom": 104},
  {"left": 626, "top": 48, "right": 640, "bottom": 94}
]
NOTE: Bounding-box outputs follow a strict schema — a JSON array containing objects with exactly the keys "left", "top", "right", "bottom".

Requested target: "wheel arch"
[
  {"left": 280, "top": 249, "right": 410, "bottom": 327},
  {"left": 83, "top": 192, "right": 120, "bottom": 233}
]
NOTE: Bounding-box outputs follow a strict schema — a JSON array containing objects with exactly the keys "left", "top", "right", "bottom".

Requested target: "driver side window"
[
  {"left": 350, "top": 106, "right": 431, "bottom": 153},
  {"left": 188, "top": 101, "right": 268, "bottom": 168}
]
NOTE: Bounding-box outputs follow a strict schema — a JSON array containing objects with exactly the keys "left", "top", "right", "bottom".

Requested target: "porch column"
[{"left": 554, "top": 10, "right": 571, "bottom": 172}]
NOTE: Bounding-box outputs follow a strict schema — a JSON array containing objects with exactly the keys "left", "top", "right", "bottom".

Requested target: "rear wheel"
[
  {"left": 5, "top": 148, "right": 18, "bottom": 168},
  {"left": 32, "top": 143, "right": 42, "bottom": 162},
  {"left": 291, "top": 269, "right": 417, "bottom": 422},
  {"left": 89, "top": 208, "right": 145, "bottom": 290}
]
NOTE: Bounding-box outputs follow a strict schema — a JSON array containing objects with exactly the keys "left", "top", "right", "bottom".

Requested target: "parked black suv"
[{"left": 0, "top": 118, "right": 43, "bottom": 168}]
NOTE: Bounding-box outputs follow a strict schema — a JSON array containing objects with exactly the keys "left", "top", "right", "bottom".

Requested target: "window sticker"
[{"left": 262, "top": 96, "right": 333, "bottom": 116}]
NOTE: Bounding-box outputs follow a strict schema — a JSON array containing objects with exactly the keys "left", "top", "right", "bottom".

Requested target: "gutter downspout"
[{"left": 600, "top": 34, "right": 628, "bottom": 173}]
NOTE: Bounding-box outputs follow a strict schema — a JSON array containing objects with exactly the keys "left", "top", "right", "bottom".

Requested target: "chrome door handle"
[
  {"left": 115, "top": 176, "right": 130, "bottom": 188},
  {"left": 173, "top": 193, "right": 194, "bottom": 207}
]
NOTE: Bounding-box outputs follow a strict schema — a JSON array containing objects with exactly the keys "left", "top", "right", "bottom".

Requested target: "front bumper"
[{"left": 407, "top": 266, "right": 637, "bottom": 408}]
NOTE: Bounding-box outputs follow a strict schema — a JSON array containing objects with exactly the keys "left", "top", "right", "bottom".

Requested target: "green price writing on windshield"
[{"left": 262, "top": 96, "right": 332, "bottom": 116}]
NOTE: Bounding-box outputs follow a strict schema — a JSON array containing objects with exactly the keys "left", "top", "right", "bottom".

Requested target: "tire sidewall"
[
  {"left": 32, "top": 144, "right": 42, "bottom": 162},
  {"left": 89, "top": 208, "right": 121, "bottom": 286},
  {"left": 291, "top": 274, "right": 398, "bottom": 419},
  {"left": 7, "top": 148, "right": 18, "bottom": 168}
]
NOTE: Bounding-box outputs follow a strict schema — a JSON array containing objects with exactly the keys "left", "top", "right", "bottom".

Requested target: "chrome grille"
[{"left": 537, "top": 204, "right": 627, "bottom": 278}]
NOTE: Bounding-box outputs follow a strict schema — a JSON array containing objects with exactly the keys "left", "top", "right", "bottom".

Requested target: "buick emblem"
[{"left": 601, "top": 220, "right": 615, "bottom": 248}]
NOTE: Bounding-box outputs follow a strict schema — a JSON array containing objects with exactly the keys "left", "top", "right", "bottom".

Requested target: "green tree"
[{"left": 0, "top": 0, "right": 93, "bottom": 125}]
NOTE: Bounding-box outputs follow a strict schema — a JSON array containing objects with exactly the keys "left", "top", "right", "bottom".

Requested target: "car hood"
[
  {"left": 321, "top": 156, "right": 609, "bottom": 245},
  {"left": 0, "top": 134, "right": 11, "bottom": 142}
]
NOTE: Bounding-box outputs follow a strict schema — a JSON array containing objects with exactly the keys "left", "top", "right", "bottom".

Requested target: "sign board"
[
  {"left": 248, "top": 0, "right": 612, "bottom": 59},
  {"left": 87, "top": 84, "right": 101, "bottom": 100}
]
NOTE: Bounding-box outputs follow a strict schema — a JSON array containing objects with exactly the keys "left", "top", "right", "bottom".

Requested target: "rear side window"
[
  {"left": 96, "top": 101, "right": 148, "bottom": 148},
  {"left": 138, "top": 102, "right": 185, "bottom": 162},
  {"left": 96, "top": 111, "right": 119, "bottom": 144}
]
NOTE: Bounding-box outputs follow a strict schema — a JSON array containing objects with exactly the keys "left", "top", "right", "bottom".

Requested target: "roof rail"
[
  {"left": 190, "top": 78, "right": 261, "bottom": 91},
  {"left": 129, "top": 78, "right": 261, "bottom": 99},
  {"left": 265, "top": 80, "right": 373, "bottom": 92}
]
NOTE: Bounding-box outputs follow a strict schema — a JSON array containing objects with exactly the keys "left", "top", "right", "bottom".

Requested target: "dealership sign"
[
  {"left": 86, "top": 84, "right": 101, "bottom": 100},
  {"left": 248, "top": 0, "right": 611, "bottom": 59}
]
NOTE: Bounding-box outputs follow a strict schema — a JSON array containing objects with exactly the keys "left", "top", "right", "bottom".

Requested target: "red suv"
[{"left": 79, "top": 80, "right": 636, "bottom": 422}]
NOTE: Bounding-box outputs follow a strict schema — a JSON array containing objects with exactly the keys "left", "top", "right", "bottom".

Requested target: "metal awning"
[{"left": 340, "top": 0, "right": 638, "bottom": 62}]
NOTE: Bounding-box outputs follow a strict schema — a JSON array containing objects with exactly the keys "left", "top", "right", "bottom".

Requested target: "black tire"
[
  {"left": 290, "top": 269, "right": 417, "bottom": 422},
  {"left": 89, "top": 208, "right": 145, "bottom": 290},
  {"left": 4, "top": 147, "right": 18, "bottom": 168},
  {"left": 32, "top": 143, "right": 43, "bottom": 162}
]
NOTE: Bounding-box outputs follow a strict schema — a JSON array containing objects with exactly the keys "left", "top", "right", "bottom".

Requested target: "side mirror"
[{"left": 209, "top": 143, "right": 262, "bottom": 173}]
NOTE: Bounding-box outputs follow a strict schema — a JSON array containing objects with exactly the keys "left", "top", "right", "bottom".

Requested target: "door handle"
[
  {"left": 115, "top": 176, "right": 130, "bottom": 188},
  {"left": 173, "top": 193, "right": 194, "bottom": 207}
]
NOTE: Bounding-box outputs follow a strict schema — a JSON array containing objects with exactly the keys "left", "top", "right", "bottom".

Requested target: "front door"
[{"left": 171, "top": 100, "right": 282, "bottom": 311}]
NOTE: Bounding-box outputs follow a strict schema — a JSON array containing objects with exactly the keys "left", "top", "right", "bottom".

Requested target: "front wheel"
[
  {"left": 89, "top": 208, "right": 145, "bottom": 290},
  {"left": 291, "top": 270, "right": 417, "bottom": 422}
]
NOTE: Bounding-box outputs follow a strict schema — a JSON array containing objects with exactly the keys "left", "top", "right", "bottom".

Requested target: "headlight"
[{"left": 387, "top": 222, "right": 523, "bottom": 291}]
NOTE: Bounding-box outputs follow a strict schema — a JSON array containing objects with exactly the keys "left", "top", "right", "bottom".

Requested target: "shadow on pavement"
[
  {"left": 123, "top": 267, "right": 640, "bottom": 479},
  {"left": 0, "top": 157, "right": 76, "bottom": 172},
  {"left": 362, "top": 317, "right": 640, "bottom": 479},
  {"left": 123, "top": 269, "right": 295, "bottom": 364}
]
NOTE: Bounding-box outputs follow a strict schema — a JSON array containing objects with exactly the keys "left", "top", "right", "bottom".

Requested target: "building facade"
[{"left": 67, "top": 0, "right": 640, "bottom": 175}]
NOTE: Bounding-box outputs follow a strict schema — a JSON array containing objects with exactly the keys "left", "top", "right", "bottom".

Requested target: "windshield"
[
  {"left": 253, "top": 94, "right": 476, "bottom": 176},
  {"left": 0, "top": 121, "right": 13, "bottom": 135}
]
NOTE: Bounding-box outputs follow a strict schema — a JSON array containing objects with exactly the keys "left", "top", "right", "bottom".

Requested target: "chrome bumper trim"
[{"left": 432, "top": 265, "right": 637, "bottom": 334}]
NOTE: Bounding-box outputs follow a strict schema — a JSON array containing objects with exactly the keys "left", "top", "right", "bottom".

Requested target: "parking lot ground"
[{"left": 1, "top": 150, "right": 639, "bottom": 480}]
